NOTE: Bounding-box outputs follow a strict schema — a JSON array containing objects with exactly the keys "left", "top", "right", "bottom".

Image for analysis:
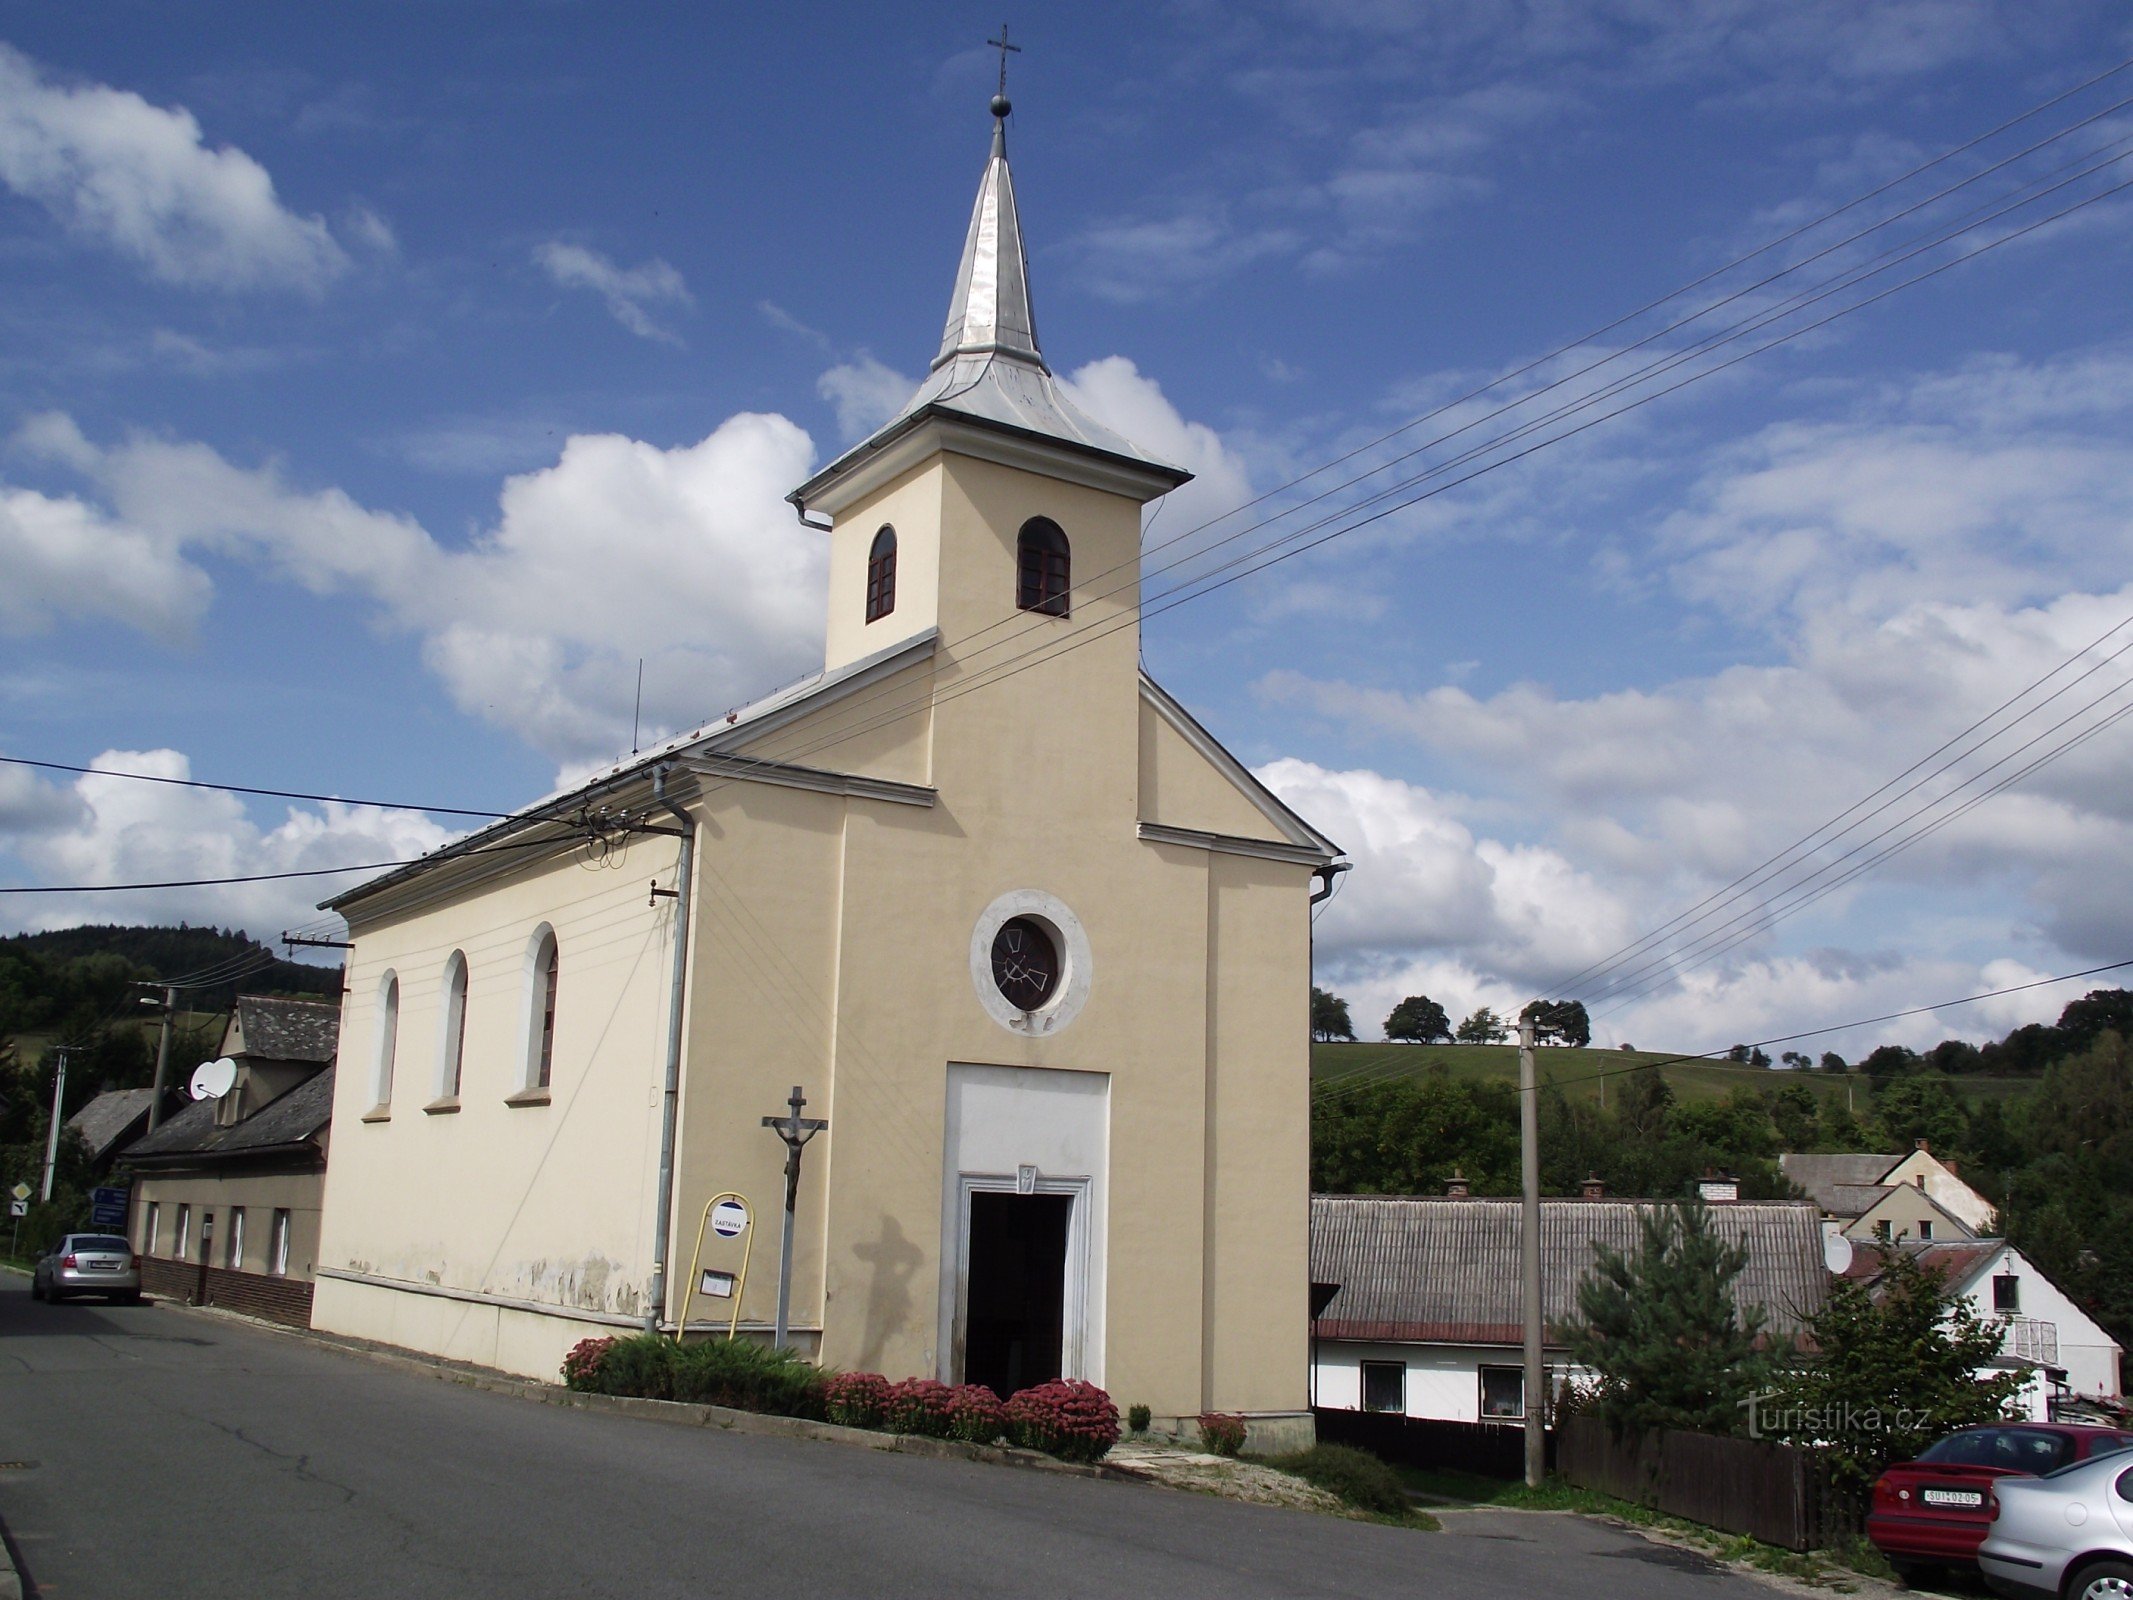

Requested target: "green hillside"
[{"left": 1311, "top": 1041, "right": 2034, "bottom": 1112}]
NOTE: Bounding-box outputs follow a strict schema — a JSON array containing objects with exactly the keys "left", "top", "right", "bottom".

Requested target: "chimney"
[
  {"left": 1914, "top": 1138, "right": 1930, "bottom": 1152},
  {"left": 1581, "top": 1174, "right": 1606, "bottom": 1200},
  {"left": 1697, "top": 1168, "right": 1740, "bottom": 1204},
  {"left": 1446, "top": 1170, "right": 1471, "bottom": 1199}
]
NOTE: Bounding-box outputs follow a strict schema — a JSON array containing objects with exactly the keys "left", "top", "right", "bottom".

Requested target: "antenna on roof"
[{"left": 633, "top": 659, "right": 644, "bottom": 757}]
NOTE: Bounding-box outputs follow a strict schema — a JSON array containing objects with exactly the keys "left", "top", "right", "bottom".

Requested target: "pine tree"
[{"left": 1567, "top": 1199, "right": 1770, "bottom": 1435}]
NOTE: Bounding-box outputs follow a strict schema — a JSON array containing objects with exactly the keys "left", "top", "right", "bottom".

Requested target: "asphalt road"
[{"left": 0, "top": 1275, "right": 1792, "bottom": 1600}]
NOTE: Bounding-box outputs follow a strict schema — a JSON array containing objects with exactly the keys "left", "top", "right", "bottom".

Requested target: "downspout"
[{"left": 645, "top": 763, "right": 696, "bottom": 1335}]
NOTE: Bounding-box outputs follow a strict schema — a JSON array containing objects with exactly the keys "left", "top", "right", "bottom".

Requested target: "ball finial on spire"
[{"left": 987, "top": 25, "right": 1020, "bottom": 123}]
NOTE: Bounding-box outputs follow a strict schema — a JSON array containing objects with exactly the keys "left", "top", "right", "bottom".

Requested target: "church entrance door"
[{"left": 961, "top": 1190, "right": 1071, "bottom": 1398}]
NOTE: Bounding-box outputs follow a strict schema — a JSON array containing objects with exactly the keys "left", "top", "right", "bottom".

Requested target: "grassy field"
[{"left": 1311, "top": 1041, "right": 2034, "bottom": 1110}]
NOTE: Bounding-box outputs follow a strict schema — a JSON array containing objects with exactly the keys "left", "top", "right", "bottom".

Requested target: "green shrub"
[
  {"left": 1127, "top": 1403, "right": 1152, "bottom": 1434},
  {"left": 670, "top": 1337, "right": 825, "bottom": 1417},
  {"left": 594, "top": 1333, "right": 678, "bottom": 1400},
  {"left": 1267, "top": 1444, "right": 1409, "bottom": 1516},
  {"left": 1197, "top": 1412, "right": 1246, "bottom": 1457}
]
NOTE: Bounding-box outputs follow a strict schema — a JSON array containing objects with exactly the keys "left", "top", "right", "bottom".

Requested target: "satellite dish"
[
  {"left": 189, "top": 1057, "right": 238, "bottom": 1100},
  {"left": 1823, "top": 1227, "right": 1855, "bottom": 1276}
]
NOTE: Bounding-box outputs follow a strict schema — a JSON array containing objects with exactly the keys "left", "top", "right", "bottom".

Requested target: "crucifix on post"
[{"left": 761, "top": 1084, "right": 828, "bottom": 1350}]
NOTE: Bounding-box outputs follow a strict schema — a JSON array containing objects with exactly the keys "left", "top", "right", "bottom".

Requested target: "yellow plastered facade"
[{"left": 314, "top": 420, "right": 1330, "bottom": 1431}]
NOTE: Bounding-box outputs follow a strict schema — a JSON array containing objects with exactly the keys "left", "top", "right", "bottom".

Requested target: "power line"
[
  {"left": 0, "top": 831, "right": 588, "bottom": 896},
  {"left": 0, "top": 754, "right": 513, "bottom": 820}
]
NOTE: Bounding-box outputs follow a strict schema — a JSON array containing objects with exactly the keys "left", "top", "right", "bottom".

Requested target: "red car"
[{"left": 1867, "top": 1423, "right": 2133, "bottom": 1584}]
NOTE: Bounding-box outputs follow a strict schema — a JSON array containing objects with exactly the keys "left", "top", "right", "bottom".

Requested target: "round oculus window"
[{"left": 989, "top": 916, "right": 1060, "bottom": 1011}]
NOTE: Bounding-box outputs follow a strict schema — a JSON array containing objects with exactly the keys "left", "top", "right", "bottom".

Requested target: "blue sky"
[{"left": 3, "top": 2, "right": 2131, "bottom": 1056}]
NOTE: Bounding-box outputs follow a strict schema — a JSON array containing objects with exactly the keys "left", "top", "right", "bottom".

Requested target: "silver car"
[
  {"left": 1979, "top": 1449, "right": 2133, "bottom": 1600},
  {"left": 30, "top": 1233, "right": 142, "bottom": 1304}
]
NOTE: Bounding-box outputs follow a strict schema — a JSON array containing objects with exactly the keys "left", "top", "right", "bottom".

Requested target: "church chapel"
[{"left": 311, "top": 93, "right": 1344, "bottom": 1439}]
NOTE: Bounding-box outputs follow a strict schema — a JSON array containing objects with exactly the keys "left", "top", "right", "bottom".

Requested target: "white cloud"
[
  {"left": 0, "top": 749, "right": 455, "bottom": 941},
  {"left": 817, "top": 354, "right": 913, "bottom": 441},
  {"left": 1059, "top": 356, "right": 1257, "bottom": 541},
  {"left": 10, "top": 411, "right": 827, "bottom": 772},
  {"left": 534, "top": 241, "right": 692, "bottom": 344},
  {"left": 0, "top": 43, "right": 349, "bottom": 291},
  {"left": 0, "top": 482, "right": 209, "bottom": 642}
]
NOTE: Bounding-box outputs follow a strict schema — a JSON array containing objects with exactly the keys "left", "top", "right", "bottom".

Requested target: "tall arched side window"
[
  {"left": 436, "top": 950, "right": 469, "bottom": 1103},
  {"left": 518, "top": 926, "right": 560, "bottom": 1096},
  {"left": 865, "top": 525, "right": 897, "bottom": 623},
  {"left": 1016, "top": 518, "right": 1070, "bottom": 616},
  {"left": 372, "top": 970, "right": 399, "bottom": 1112}
]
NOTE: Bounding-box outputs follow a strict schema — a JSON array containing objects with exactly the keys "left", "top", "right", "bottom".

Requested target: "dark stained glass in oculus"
[{"left": 990, "top": 916, "right": 1060, "bottom": 1010}]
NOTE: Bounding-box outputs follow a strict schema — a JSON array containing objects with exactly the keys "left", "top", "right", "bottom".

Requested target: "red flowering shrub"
[
  {"left": 561, "top": 1336, "right": 617, "bottom": 1392},
  {"left": 1005, "top": 1380, "right": 1121, "bottom": 1463},
  {"left": 823, "top": 1370, "right": 894, "bottom": 1428},
  {"left": 944, "top": 1384, "right": 1007, "bottom": 1444},
  {"left": 1197, "top": 1412, "right": 1247, "bottom": 1457},
  {"left": 883, "top": 1378, "right": 957, "bottom": 1437}
]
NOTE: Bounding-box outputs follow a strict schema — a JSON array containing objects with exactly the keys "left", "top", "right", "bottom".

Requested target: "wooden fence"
[
  {"left": 1312, "top": 1409, "right": 1541, "bottom": 1478},
  {"left": 1556, "top": 1415, "right": 1861, "bottom": 1551}
]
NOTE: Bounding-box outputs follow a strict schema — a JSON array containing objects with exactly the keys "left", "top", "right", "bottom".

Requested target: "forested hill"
[{"left": 0, "top": 924, "right": 340, "bottom": 1030}]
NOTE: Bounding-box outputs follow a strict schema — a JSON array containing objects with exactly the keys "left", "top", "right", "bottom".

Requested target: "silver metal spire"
[{"left": 933, "top": 89, "right": 1041, "bottom": 372}]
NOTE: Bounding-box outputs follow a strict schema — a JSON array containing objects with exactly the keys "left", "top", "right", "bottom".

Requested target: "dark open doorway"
[{"left": 962, "top": 1191, "right": 1070, "bottom": 1399}]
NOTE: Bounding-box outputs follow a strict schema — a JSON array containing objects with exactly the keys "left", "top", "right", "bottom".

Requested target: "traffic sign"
[
  {"left": 8, "top": 1182, "right": 28, "bottom": 1203},
  {"left": 89, "top": 1187, "right": 128, "bottom": 1229},
  {"left": 710, "top": 1199, "right": 749, "bottom": 1239},
  {"left": 8, "top": 1200, "right": 26, "bottom": 1218}
]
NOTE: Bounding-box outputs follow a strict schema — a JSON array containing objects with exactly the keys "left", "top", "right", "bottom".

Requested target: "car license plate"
[{"left": 1923, "top": 1488, "right": 1983, "bottom": 1508}]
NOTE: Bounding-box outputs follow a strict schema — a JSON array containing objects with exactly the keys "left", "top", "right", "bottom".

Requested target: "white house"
[
  {"left": 1309, "top": 1193, "right": 1831, "bottom": 1422},
  {"left": 1843, "top": 1238, "right": 2124, "bottom": 1421}
]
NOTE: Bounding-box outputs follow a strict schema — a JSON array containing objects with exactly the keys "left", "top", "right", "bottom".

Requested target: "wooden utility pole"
[{"left": 1519, "top": 1015, "right": 1543, "bottom": 1488}]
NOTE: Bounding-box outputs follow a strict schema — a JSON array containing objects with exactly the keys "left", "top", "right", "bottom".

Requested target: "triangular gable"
[{"left": 1138, "top": 674, "right": 1339, "bottom": 862}]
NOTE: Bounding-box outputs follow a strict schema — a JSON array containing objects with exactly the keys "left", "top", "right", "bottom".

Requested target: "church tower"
[{"left": 789, "top": 92, "right": 1191, "bottom": 679}]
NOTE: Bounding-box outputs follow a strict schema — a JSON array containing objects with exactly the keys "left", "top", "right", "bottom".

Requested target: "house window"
[
  {"left": 1994, "top": 1273, "right": 2021, "bottom": 1313},
  {"left": 226, "top": 1207, "right": 245, "bottom": 1270},
  {"left": 1362, "top": 1361, "right": 1406, "bottom": 1414},
  {"left": 522, "top": 926, "right": 560, "bottom": 1092},
  {"left": 866, "top": 525, "right": 897, "bottom": 622},
  {"left": 1919, "top": 1220, "right": 1934, "bottom": 1241},
  {"left": 1874, "top": 1219, "right": 1892, "bottom": 1241},
  {"left": 1481, "top": 1365, "right": 1526, "bottom": 1419},
  {"left": 373, "top": 969, "right": 400, "bottom": 1110},
  {"left": 175, "top": 1204, "right": 191, "bottom": 1260},
  {"left": 439, "top": 950, "right": 469, "bottom": 1099},
  {"left": 143, "top": 1201, "right": 159, "bottom": 1257},
  {"left": 1016, "top": 517, "right": 1070, "bottom": 616},
  {"left": 270, "top": 1210, "right": 291, "bottom": 1278}
]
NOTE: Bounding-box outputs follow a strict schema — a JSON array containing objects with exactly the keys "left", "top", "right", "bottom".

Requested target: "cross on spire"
[{"left": 988, "top": 24, "right": 1020, "bottom": 104}]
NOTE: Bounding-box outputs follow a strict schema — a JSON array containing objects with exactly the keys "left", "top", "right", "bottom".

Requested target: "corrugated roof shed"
[
  {"left": 1779, "top": 1152, "right": 1900, "bottom": 1214},
  {"left": 65, "top": 1087, "right": 160, "bottom": 1163},
  {"left": 1310, "top": 1195, "right": 1829, "bottom": 1347},
  {"left": 231, "top": 995, "right": 340, "bottom": 1064},
  {"left": 120, "top": 1068, "right": 334, "bottom": 1166}
]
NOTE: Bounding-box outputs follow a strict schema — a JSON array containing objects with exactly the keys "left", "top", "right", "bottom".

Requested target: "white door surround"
[{"left": 938, "top": 1062, "right": 1109, "bottom": 1387}]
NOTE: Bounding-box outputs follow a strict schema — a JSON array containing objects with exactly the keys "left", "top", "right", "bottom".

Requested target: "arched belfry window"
[
  {"left": 866, "top": 525, "right": 897, "bottom": 623},
  {"left": 1016, "top": 518, "right": 1070, "bottom": 617}
]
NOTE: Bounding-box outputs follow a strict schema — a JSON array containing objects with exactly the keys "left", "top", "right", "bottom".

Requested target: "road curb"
[{"left": 155, "top": 1297, "right": 1133, "bottom": 1484}]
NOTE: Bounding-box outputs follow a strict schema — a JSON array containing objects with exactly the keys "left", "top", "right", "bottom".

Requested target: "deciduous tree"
[{"left": 1383, "top": 994, "right": 1452, "bottom": 1044}]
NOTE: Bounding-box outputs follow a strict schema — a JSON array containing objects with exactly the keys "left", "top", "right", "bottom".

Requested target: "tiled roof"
[
  {"left": 65, "top": 1088, "right": 159, "bottom": 1162},
  {"left": 1779, "top": 1152, "right": 1901, "bottom": 1213},
  {"left": 233, "top": 995, "right": 340, "bottom": 1064},
  {"left": 1843, "top": 1238, "right": 2004, "bottom": 1289},
  {"left": 1310, "top": 1194, "right": 1830, "bottom": 1346},
  {"left": 119, "top": 1068, "right": 334, "bottom": 1166}
]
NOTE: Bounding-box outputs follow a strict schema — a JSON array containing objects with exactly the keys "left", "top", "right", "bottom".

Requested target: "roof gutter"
[{"left": 644, "top": 762, "right": 696, "bottom": 1336}]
